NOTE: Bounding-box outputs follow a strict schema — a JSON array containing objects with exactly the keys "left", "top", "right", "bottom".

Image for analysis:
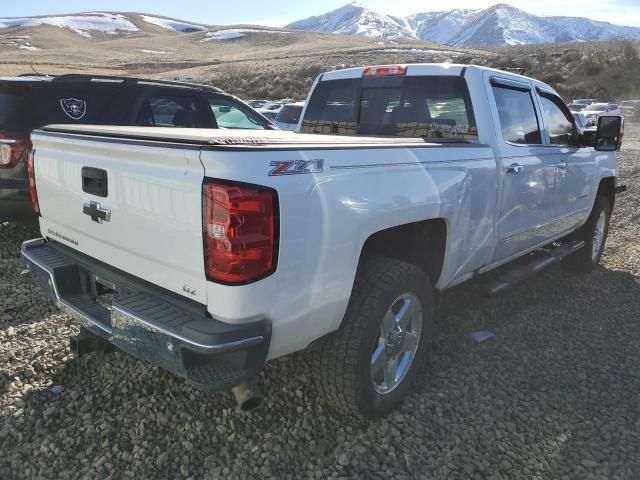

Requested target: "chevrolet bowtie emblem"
[{"left": 83, "top": 200, "right": 111, "bottom": 223}]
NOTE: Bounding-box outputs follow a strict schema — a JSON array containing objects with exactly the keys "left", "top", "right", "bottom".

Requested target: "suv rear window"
[
  {"left": 0, "top": 86, "right": 29, "bottom": 130},
  {"left": 301, "top": 75, "right": 478, "bottom": 141}
]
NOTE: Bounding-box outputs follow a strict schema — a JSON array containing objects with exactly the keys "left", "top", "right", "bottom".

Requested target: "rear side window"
[
  {"left": 34, "top": 85, "right": 122, "bottom": 126},
  {"left": 209, "top": 98, "right": 266, "bottom": 130},
  {"left": 137, "top": 96, "right": 202, "bottom": 127},
  {"left": 492, "top": 86, "right": 542, "bottom": 145},
  {"left": 275, "top": 105, "right": 303, "bottom": 124},
  {"left": 539, "top": 94, "right": 574, "bottom": 146},
  {"left": 301, "top": 75, "right": 478, "bottom": 140}
]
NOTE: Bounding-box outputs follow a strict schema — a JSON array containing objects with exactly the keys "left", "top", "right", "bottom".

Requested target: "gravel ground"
[{"left": 1, "top": 127, "right": 640, "bottom": 479}]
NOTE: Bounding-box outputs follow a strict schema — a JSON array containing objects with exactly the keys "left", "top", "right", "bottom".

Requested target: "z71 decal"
[{"left": 269, "top": 159, "right": 324, "bottom": 176}]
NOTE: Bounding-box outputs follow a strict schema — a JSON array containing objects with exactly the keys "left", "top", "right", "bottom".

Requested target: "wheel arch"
[
  {"left": 597, "top": 176, "right": 616, "bottom": 209},
  {"left": 357, "top": 218, "right": 448, "bottom": 287}
]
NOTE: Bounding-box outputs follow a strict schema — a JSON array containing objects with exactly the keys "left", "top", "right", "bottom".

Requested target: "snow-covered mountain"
[
  {"left": 286, "top": 2, "right": 640, "bottom": 48},
  {"left": 285, "top": 3, "right": 413, "bottom": 40}
]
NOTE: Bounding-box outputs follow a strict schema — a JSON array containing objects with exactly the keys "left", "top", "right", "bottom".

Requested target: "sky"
[{"left": 2, "top": 0, "right": 640, "bottom": 27}]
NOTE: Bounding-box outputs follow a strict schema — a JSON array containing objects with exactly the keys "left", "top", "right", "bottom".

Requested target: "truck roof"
[{"left": 320, "top": 63, "right": 558, "bottom": 97}]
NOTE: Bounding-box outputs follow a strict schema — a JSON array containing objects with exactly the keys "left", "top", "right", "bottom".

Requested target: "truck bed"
[{"left": 40, "top": 124, "right": 474, "bottom": 149}]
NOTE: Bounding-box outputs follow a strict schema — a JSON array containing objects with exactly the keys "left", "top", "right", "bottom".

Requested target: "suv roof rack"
[
  {"left": 51, "top": 74, "right": 224, "bottom": 93},
  {"left": 17, "top": 73, "right": 54, "bottom": 78}
]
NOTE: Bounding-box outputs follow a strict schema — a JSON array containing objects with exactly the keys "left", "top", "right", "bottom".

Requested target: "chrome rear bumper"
[{"left": 21, "top": 238, "right": 271, "bottom": 391}]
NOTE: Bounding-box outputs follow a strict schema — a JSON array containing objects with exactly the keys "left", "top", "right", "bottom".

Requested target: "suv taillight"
[
  {"left": 0, "top": 132, "right": 30, "bottom": 169},
  {"left": 203, "top": 179, "right": 278, "bottom": 284},
  {"left": 26, "top": 148, "right": 40, "bottom": 215}
]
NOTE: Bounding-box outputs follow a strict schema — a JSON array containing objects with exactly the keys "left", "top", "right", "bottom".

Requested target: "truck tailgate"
[{"left": 32, "top": 131, "right": 207, "bottom": 304}]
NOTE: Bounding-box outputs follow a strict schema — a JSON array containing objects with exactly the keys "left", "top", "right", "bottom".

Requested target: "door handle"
[
  {"left": 506, "top": 163, "right": 524, "bottom": 174},
  {"left": 557, "top": 161, "right": 568, "bottom": 170}
]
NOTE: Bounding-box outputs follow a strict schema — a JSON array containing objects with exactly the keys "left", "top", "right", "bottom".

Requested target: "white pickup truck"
[{"left": 22, "top": 64, "right": 624, "bottom": 418}]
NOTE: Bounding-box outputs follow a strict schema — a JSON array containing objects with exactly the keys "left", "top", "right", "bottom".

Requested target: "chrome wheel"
[
  {"left": 370, "top": 292, "right": 422, "bottom": 395},
  {"left": 592, "top": 210, "right": 607, "bottom": 261}
]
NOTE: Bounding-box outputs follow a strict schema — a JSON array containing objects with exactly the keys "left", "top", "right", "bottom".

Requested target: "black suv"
[{"left": 0, "top": 74, "right": 273, "bottom": 220}]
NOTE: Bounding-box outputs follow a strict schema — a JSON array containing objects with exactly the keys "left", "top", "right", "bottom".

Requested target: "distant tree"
[{"left": 623, "top": 41, "right": 639, "bottom": 62}]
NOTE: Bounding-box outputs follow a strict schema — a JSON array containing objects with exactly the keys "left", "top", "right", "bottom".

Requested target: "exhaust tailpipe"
[
  {"left": 232, "top": 379, "right": 263, "bottom": 412},
  {"left": 70, "top": 327, "right": 114, "bottom": 356}
]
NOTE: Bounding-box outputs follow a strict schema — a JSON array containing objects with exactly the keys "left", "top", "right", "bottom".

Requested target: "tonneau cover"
[{"left": 39, "top": 124, "right": 451, "bottom": 148}]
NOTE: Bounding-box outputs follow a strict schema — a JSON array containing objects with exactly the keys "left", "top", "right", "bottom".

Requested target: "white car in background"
[
  {"left": 272, "top": 102, "right": 304, "bottom": 131},
  {"left": 568, "top": 98, "right": 597, "bottom": 112},
  {"left": 584, "top": 103, "right": 621, "bottom": 126},
  {"left": 256, "top": 109, "right": 278, "bottom": 121}
]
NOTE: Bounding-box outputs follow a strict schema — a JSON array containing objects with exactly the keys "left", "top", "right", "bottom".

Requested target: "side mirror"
[{"left": 595, "top": 115, "right": 624, "bottom": 151}]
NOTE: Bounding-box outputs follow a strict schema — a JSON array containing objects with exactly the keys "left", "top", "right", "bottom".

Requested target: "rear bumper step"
[{"left": 21, "top": 238, "right": 271, "bottom": 392}]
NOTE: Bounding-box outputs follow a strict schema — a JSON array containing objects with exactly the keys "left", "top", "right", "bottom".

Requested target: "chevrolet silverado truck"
[{"left": 21, "top": 64, "right": 624, "bottom": 418}]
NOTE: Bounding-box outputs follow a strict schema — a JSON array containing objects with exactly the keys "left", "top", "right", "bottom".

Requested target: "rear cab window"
[{"left": 301, "top": 75, "right": 478, "bottom": 141}]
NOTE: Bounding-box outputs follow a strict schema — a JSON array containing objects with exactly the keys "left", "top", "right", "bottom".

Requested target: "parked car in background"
[
  {"left": 568, "top": 99, "right": 598, "bottom": 112},
  {"left": 280, "top": 98, "right": 296, "bottom": 104},
  {"left": 0, "top": 74, "right": 273, "bottom": 221},
  {"left": 261, "top": 102, "right": 284, "bottom": 111},
  {"left": 256, "top": 102, "right": 284, "bottom": 120},
  {"left": 246, "top": 99, "right": 269, "bottom": 109},
  {"left": 256, "top": 109, "right": 278, "bottom": 121},
  {"left": 619, "top": 100, "right": 640, "bottom": 121},
  {"left": 273, "top": 102, "right": 304, "bottom": 131},
  {"left": 584, "top": 103, "right": 621, "bottom": 126},
  {"left": 573, "top": 112, "right": 596, "bottom": 144}
]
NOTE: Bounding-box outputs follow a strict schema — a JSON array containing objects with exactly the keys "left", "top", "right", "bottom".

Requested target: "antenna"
[{"left": 30, "top": 65, "right": 40, "bottom": 76}]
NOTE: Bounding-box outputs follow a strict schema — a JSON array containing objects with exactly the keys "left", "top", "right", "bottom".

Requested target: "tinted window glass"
[
  {"left": 209, "top": 98, "right": 265, "bottom": 129},
  {"left": 492, "top": 86, "right": 542, "bottom": 144},
  {"left": 540, "top": 94, "right": 574, "bottom": 146},
  {"left": 302, "top": 76, "right": 477, "bottom": 140},
  {"left": 138, "top": 96, "right": 201, "bottom": 127},
  {"left": 0, "top": 88, "right": 28, "bottom": 130},
  {"left": 275, "top": 105, "right": 303, "bottom": 124},
  {"left": 33, "top": 85, "right": 123, "bottom": 126}
]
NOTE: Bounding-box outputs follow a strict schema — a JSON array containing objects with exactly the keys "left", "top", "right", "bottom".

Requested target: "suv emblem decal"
[
  {"left": 60, "top": 98, "right": 87, "bottom": 120},
  {"left": 269, "top": 159, "right": 323, "bottom": 176}
]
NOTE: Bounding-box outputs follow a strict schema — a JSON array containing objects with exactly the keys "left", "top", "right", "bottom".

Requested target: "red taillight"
[
  {"left": 203, "top": 180, "right": 278, "bottom": 284},
  {"left": 362, "top": 65, "right": 407, "bottom": 77},
  {"left": 27, "top": 148, "right": 40, "bottom": 215},
  {"left": 0, "top": 132, "right": 30, "bottom": 169}
]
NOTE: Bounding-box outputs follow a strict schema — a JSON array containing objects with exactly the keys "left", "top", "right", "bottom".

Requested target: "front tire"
[
  {"left": 563, "top": 195, "right": 611, "bottom": 273},
  {"left": 312, "top": 256, "right": 434, "bottom": 418}
]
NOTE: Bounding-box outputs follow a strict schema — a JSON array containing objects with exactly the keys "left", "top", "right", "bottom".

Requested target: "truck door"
[
  {"left": 488, "top": 76, "right": 558, "bottom": 262},
  {"left": 536, "top": 89, "right": 596, "bottom": 234}
]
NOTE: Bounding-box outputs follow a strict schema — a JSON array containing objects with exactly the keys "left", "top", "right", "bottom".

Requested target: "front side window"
[
  {"left": 540, "top": 94, "right": 575, "bottom": 146},
  {"left": 137, "top": 95, "right": 201, "bottom": 127},
  {"left": 209, "top": 98, "right": 266, "bottom": 130},
  {"left": 492, "top": 85, "right": 542, "bottom": 145}
]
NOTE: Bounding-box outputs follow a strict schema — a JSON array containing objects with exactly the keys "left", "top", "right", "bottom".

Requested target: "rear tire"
[
  {"left": 563, "top": 195, "right": 611, "bottom": 273},
  {"left": 312, "top": 256, "right": 434, "bottom": 418}
]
